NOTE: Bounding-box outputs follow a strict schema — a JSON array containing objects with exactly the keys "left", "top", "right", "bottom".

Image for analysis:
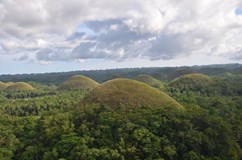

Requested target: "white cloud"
[{"left": 0, "top": 0, "right": 242, "bottom": 64}]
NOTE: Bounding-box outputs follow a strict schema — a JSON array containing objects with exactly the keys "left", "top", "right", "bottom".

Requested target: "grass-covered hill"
[
  {"left": 5, "top": 82, "right": 35, "bottom": 91},
  {"left": 135, "top": 74, "right": 163, "bottom": 88},
  {"left": 58, "top": 75, "right": 99, "bottom": 90},
  {"left": 82, "top": 78, "right": 183, "bottom": 110},
  {"left": 6, "top": 82, "right": 14, "bottom": 86},
  {"left": 0, "top": 81, "right": 7, "bottom": 90}
]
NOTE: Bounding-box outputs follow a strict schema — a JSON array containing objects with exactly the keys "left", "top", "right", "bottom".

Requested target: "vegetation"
[
  {"left": 0, "top": 64, "right": 241, "bottom": 160},
  {"left": 58, "top": 75, "right": 99, "bottom": 91},
  {"left": 167, "top": 69, "right": 194, "bottom": 80},
  {"left": 168, "top": 74, "right": 212, "bottom": 94},
  {"left": 167, "top": 74, "right": 242, "bottom": 96},
  {"left": 1, "top": 63, "right": 241, "bottom": 84}
]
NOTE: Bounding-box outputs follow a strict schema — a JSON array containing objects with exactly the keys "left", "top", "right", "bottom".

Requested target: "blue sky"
[
  {"left": 0, "top": 0, "right": 242, "bottom": 74},
  {"left": 235, "top": 8, "right": 242, "bottom": 15}
]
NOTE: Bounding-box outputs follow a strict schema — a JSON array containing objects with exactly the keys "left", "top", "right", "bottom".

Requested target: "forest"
[{"left": 0, "top": 64, "right": 241, "bottom": 160}]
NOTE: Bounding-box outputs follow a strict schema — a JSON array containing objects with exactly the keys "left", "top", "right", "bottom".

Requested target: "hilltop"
[
  {"left": 135, "top": 74, "right": 163, "bottom": 88},
  {"left": 82, "top": 78, "right": 182, "bottom": 111},
  {"left": 168, "top": 73, "right": 212, "bottom": 93},
  {"left": 6, "top": 82, "right": 35, "bottom": 91},
  {"left": 58, "top": 75, "right": 99, "bottom": 90}
]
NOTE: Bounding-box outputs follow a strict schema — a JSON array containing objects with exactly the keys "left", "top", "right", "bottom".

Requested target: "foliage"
[
  {"left": 0, "top": 66, "right": 241, "bottom": 159},
  {"left": 1, "top": 104, "right": 239, "bottom": 160},
  {"left": 167, "top": 75, "right": 242, "bottom": 96}
]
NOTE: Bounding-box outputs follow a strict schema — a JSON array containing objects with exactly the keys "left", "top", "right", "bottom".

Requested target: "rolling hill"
[
  {"left": 82, "top": 78, "right": 183, "bottom": 111},
  {"left": 6, "top": 82, "right": 35, "bottom": 91},
  {"left": 0, "top": 81, "right": 7, "bottom": 90},
  {"left": 168, "top": 73, "right": 212, "bottom": 92},
  {"left": 135, "top": 74, "right": 163, "bottom": 88},
  {"left": 58, "top": 75, "right": 99, "bottom": 90}
]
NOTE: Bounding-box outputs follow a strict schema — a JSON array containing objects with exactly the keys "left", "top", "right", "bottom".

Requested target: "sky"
[{"left": 0, "top": 0, "right": 242, "bottom": 74}]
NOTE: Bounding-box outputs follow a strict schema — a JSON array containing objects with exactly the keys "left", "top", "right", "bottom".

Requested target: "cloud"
[
  {"left": 16, "top": 54, "right": 29, "bottom": 61},
  {"left": 0, "top": 0, "right": 242, "bottom": 64}
]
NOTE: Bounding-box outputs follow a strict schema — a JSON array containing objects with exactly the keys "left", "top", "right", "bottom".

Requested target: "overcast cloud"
[{"left": 0, "top": 0, "right": 242, "bottom": 64}]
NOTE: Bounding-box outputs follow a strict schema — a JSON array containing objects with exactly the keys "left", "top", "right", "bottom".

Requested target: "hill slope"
[
  {"left": 0, "top": 81, "right": 7, "bottom": 90},
  {"left": 6, "top": 82, "right": 14, "bottom": 86},
  {"left": 6, "top": 82, "right": 35, "bottom": 91},
  {"left": 135, "top": 74, "right": 163, "bottom": 88},
  {"left": 82, "top": 78, "right": 182, "bottom": 110}
]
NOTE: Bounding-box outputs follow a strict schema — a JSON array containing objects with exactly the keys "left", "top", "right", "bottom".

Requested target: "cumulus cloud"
[{"left": 1, "top": 0, "right": 242, "bottom": 63}]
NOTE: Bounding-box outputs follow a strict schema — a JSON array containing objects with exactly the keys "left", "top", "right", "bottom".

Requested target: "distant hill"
[
  {"left": 135, "top": 74, "right": 164, "bottom": 89},
  {"left": 233, "top": 66, "right": 242, "bottom": 74},
  {"left": 58, "top": 75, "right": 99, "bottom": 90},
  {"left": 151, "top": 72, "right": 167, "bottom": 81},
  {"left": 0, "top": 81, "right": 7, "bottom": 90},
  {"left": 167, "top": 69, "right": 194, "bottom": 80},
  {"left": 6, "top": 82, "right": 35, "bottom": 91},
  {"left": 196, "top": 68, "right": 228, "bottom": 76},
  {"left": 82, "top": 78, "right": 183, "bottom": 111},
  {"left": 0, "top": 63, "right": 241, "bottom": 84},
  {"left": 168, "top": 74, "right": 212, "bottom": 93}
]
